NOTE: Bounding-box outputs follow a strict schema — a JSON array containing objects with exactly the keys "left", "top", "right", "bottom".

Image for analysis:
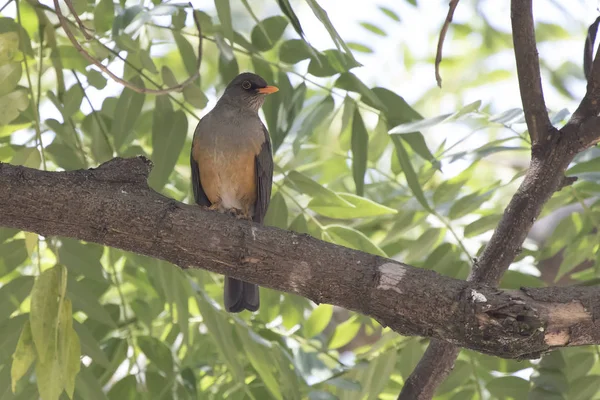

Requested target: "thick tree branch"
[
  {"left": 2, "top": 158, "right": 600, "bottom": 358},
  {"left": 400, "top": 3, "right": 600, "bottom": 397},
  {"left": 511, "top": 0, "right": 551, "bottom": 146}
]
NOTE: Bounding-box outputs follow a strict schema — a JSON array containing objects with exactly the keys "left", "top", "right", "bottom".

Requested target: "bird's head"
[{"left": 221, "top": 72, "right": 279, "bottom": 111}]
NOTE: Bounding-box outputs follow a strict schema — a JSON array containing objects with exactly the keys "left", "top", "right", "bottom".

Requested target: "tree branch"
[
  {"left": 511, "top": 0, "right": 551, "bottom": 146},
  {"left": 2, "top": 158, "right": 600, "bottom": 358},
  {"left": 399, "top": 2, "right": 600, "bottom": 396},
  {"left": 52, "top": 0, "right": 203, "bottom": 95}
]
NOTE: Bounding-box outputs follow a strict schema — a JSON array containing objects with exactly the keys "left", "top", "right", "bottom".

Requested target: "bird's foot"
[
  {"left": 204, "top": 202, "right": 223, "bottom": 212},
  {"left": 235, "top": 212, "right": 252, "bottom": 221},
  {"left": 225, "top": 208, "right": 252, "bottom": 220}
]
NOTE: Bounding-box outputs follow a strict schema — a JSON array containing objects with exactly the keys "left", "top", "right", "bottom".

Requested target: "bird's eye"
[{"left": 242, "top": 80, "right": 252, "bottom": 90}]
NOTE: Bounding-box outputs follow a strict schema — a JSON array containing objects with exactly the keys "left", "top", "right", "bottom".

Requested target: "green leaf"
[
  {"left": 73, "top": 322, "right": 110, "bottom": 367},
  {"left": 500, "top": 270, "right": 545, "bottom": 289},
  {"left": 107, "top": 375, "right": 138, "bottom": 400},
  {"left": 570, "top": 375, "right": 600, "bottom": 400},
  {"left": 10, "top": 146, "right": 40, "bottom": 168},
  {"left": 161, "top": 65, "right": 178, "bottom": 87},
  {"left": 436, "top": 360, "right": 471, "bottom": 395},
  {"left": 57, "top": 46, "right": 89, "bottom": 72},
  {"left": 30, "top": 266, "right": 64, "bottom": 363},
  {"left": 303, "top": 304, "right": 333, "bottom": 338},
  {"left": 0, "top": 276, "right": 34, "bottom": 322},
  {"left": 286, "top": 171, "right": 353, "bottom": 207},
  {"left": 351, "top": 108, "right": 368, "bottom": 196},
  {"left": 324, "top": 225, "right": 387, "bottom": 257},
  {"left": 0, "top": 315, "right": 28, "bottom": 364},
  {"left": 567, "top": 157, "right": 600, "bottom": 175},
  {"left": 0, "top": 238, "right": 27, "bottom": 274},
  {"left": 67, "top": 278, "right": 116, "bottom": 327},
  {"left": 328, "top": 316, "right": 360, "bottom": 349},
  {"left": 277, "top": 0, "right": 304, "bottom": 38},
  {"left": 183, "top": 84, "right": 208, "bottom": 109},
  {"left": 214, "top": 0, "right": 233, "bottom": 44},
  {"left": 138, "top": 336, "right": 174, "bottom": 376},
  {"left": 309, "top": 193, "right": 397, "bottom": 219},
  {"left": 379, "top": 7, "right": 400, "bottom": 22},
  {"left": 389, "top": 113, "right": 451, "bottom": 134},
  {"left": 149, "top": 98, "right": 188, "bottom": 191},
  {"left": 464, "top": 214, "right": 502, "bottom": 237},
  {"left": 62, "top": 85, "right": 84, "bottom": 118},
  {"left": 82, "top": 112, "right": 113, "bottom": 163},
  {"left": 295, "top": 95, "right": 335, "bottom": 145},
  {"left": 0, "top": 30, "right": 19, "bottom": 65},
  {"left": 347, "top": 42, "right": 373, "bottom": 53},
  {"left": 392, "top": 138, "right": 431, "bottom": 211},
  {"left": 138, "top": 49, "right": 157, "bottom": 74},
  {"left": 195, "top": 294, "right": 244, "bottom": 380},
  {"left": 335, "top": 72, "right": 386, "bottom": 112},
  {"left": 235, "top": 326, "right": 283, "bottom": 400},
  {"left": 357, "top": 349, "right": 397, "bottom": 400},
  {"left": 57, "top": 298, "right": 81, "bottom": 398},
  {"left": 173, "top": 32, "right": 197, "bottom": 79},
  {"left": 86, "top": 69, "right": 107, "bottom": 89},
  {"left": 111, "top": 77, "right": 145, "bottom": 151},
  {"left": 0, "top": 62, "right": 21, "bottom": 96},
  {"left": 75, "top": 366, "right": 110, "bottom": 400},
  {"left": 218, "top": 53, "right": 239, "bottom": 84},
  {"left": 264, "top": 192, "right": 288, "bottom": 229},
  {"left": 11, "top": 320, "right": 36, "bottom": 393},
  {"left": 36, "top": 350, "right": 63, "bottom": 400},
  {"left": 58, "top": 239, "right": 106, "bottom": 283},
  {"left": 251, "top": 16, "right": 288, "bottom": 52},
  {"left": 360, "top": 22, "right": 386, "bottom": 36},
  {"left": 0, "top": 90, "right": 28, "bottom": 126},
  {"left": 305, "top": 0, "right": 358, "bottom": 66},
  {"left": 279, "top": 40, "right": 312, "bottom": 64},
  {"left": 448, "top": 192, "right": 492, "bottom": 219}
]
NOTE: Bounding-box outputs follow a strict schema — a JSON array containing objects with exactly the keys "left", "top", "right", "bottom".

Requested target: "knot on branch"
[{"left": 92, "top": 156, "right": 153, "bottom": 183}]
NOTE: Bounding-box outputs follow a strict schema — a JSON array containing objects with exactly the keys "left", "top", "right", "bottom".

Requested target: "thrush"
[{"left": 190, "top": 72, "right": 278, "bottom": 313}]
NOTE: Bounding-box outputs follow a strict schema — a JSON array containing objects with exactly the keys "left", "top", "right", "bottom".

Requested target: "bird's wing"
[
  {"left": 253, "top": 123, "right": 274, "bottom": 224},
  {"left": 190, "top": 132, "right": 211, "bottom": 207}
]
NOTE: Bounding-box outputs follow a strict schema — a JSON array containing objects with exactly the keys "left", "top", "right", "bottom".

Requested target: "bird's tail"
[{"left": 224, "top": 277, "right": 260, "bottom": 313}]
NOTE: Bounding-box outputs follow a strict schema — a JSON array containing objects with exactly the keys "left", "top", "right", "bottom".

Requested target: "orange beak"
[{"left": 257, "top": 85, "right": 279, "bottom": 94}]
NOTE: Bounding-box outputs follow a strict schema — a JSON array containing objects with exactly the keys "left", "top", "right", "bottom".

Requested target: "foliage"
[{"left": 0, "top": 0, "right": 598, "bottom": 399}]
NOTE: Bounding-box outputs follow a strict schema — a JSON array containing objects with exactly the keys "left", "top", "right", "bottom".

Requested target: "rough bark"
[
  {"left": 1, "top": 158, "right": 600, "bottom": 358},
  {"left": 398, "top": 0, "right": 600, "bottom": 397}
]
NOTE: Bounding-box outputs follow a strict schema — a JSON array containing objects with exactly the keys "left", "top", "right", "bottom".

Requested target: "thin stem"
[
  {"left": 35, "top": 25, "right": 47, "bottom": 168},
  {"left": 72, "top": 71, "right": 115, "bottom": 155},
  {"left": 469, "top": 354, "right": 484, "bottom": 399},
  {"left": 0, "top": 0, "right": 12, "bottom": 13},
  {"left": 17, "top": 0, "right": 46, "bottom": 169}
]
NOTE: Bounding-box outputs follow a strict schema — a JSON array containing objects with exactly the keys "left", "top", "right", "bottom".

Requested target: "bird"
[{"left": 190, "top": 72, "right": 278, "bottom": 313}]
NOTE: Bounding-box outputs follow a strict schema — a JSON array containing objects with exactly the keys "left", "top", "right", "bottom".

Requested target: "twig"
[
  {"left": 435, "top": 0, "right": 460, "bottom": 88},
  {"left": 63, "top": 0, "right": 93, "bottom": 39},
  {"left": 52, "top": 0, "right": 203, "bottom": 95},
  {"left": 398, "top": 342, "right": 459, "bottom": 400},
  {"left": 511, "top": 0, "right": 551, "bottom": 145},
  {"left": 16, "top": 0, "right": 45, "bottom": 169}
]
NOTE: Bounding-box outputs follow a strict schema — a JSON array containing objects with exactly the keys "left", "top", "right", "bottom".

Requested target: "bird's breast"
[{"left": 193, "top": 115, "right": 263, "bottom": 211}]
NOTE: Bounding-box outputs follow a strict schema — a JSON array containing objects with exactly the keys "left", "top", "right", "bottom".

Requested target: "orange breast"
[{"left": 192, "top": 137, "right": 257, "bottom": 211}]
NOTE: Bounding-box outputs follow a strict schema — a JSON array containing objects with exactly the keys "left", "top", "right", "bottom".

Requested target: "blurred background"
[{"left": 1, "top": 0, "right": 600, "bottom": 399}]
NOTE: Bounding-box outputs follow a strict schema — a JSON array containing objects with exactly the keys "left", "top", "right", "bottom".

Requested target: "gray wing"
[
  {"left": 253, "top": 123, "right": 273, "bottom": 224},
  {"left": 190, "top": 140, "right": 211, "bottom": 207}
]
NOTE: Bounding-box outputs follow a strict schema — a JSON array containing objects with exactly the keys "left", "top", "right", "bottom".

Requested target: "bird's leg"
[
  {"left": 235, "top": 205, "right": 253, "bottom": 221},
  {"left": 226, "top": 207, "right": 243, "bottom": 218},
  {"left": 203, "top": 200, "right": 223, "bottom": 212}
]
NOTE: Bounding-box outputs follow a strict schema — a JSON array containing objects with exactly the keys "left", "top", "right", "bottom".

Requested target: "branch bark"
[
  {"left": 511, "top": 0, "right": 551, "bottom": 146},
  {"left": 2, "top": 158, "right": 600, "bottom": 358},
  {"left": 399, "top": 1, "right": 600, "bottom": 397}
]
